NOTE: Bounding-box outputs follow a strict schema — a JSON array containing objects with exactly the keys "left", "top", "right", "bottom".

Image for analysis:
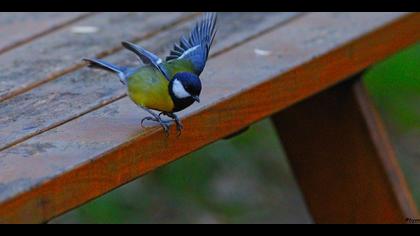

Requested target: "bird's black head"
[{"left": 169, "top": 72, "right": 202, "bottom": 112}]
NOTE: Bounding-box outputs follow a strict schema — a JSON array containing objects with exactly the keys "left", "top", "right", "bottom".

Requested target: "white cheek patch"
[{"left": 172, "top": 79, "right": 191, "bottom": 99}]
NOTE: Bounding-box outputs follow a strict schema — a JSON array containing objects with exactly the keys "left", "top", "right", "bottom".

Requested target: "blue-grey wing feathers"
[
  {"left": 121, "top": 41, "right": 171, "bottom": 81},
  {"left": 166, "top": 12, "right": 217, "bottom": 75}
]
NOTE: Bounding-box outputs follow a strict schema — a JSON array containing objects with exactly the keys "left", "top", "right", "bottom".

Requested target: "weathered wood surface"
[
  {"left": 0, "top": 12, "right": 193, "bottom": 103},
  {"left": 272, "top": 78, "right": 418, "bottom": 223},
  {"left": 0, "top": 12, "right": 417, "bottom": 223},
  {"left": 0, "top": 13, "right": 92, "bottom": 55},
  {"left": 0, "top": 12, "right": 301, "bottom": 151}
]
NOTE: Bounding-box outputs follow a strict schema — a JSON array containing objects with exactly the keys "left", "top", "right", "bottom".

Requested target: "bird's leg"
[
  {"left": 164, "top": 112, "right": 184, "bottom": 136},
  {"left": 139, "top": 106, "right": 170, "bottom": 134}
]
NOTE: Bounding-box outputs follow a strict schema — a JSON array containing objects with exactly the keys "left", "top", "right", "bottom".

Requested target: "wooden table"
[{"left": 0, "top": 12, "right": 419, "bottom": 224}]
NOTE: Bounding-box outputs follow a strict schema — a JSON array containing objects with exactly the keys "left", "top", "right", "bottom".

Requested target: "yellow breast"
[{"left": 126, "top": 66, "right": 174, "bottom": 112}]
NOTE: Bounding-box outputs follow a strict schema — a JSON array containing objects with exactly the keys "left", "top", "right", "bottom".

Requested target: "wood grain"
[
  {"left": 0, "top": 13, "right": 301, "bottom": 151},
  {"left": 0, "top": 12, "right": 418, "bottom": 223},
  {"left": 271, "top": 78, "right": 418, "bottom": 223},
  {"left": 0, "top": 13, "right": 92, "bottom": 55},
  {"left": 0, "top": 12, "right": 193, "bottom": 103}
]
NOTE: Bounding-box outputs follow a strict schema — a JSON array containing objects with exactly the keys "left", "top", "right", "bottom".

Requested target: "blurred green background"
[{"left": 51, "top": 43, "right": 420, "bottom": 224}]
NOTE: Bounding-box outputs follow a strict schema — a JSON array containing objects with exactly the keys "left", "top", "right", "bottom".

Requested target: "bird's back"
[{"left": 164, "top": 59, "right": 195, "bottom": 76}]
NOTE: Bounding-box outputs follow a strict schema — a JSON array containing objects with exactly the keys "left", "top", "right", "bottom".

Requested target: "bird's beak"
[{"left": 192, "top": 96, "right": 200, "bottom": 103}]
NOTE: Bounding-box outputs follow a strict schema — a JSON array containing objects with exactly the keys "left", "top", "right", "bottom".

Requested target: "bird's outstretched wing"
[
  {"left": 122, "top": 41, "right": 171, "bottom": 81},
  {"left": 166, "top": 12, "right": 217, "bottom": 76}
]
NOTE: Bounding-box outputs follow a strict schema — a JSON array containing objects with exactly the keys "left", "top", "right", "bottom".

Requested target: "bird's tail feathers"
[{"left": 83, "top": 58, "right": 128, "bottom": 85}]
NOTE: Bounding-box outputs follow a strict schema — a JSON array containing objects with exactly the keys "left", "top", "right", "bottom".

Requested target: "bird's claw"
[
  {"left": 163, "top": 112, "right": 183, "bottom": 137},
  {"left": 140, "top": 116, "right": 156, "bottom": 128},
  {"left": 174, "top": 118, "right": 184, "bottom": 137},
  {"left": 141, "top": 113, "right": 183, "bottom": 136},
  {"left": 141, "top": 116, "right": 170, "bottom": 135}
]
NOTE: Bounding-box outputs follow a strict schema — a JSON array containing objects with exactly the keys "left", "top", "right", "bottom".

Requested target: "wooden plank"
[
  {"left": 0, "top": 12, "right": 301, "bottom": 151},
  {"left": 271, "top": 78, "right": 418, "bottom": 224},
  {"left": 0, "top": 12, "right": 194, "bottom": 103},
  {"left": 0, "top": 13, "right": 92, "bottom": 55},
  {"left": 0, "top": 12, "right": 418, "bottom": 223}
]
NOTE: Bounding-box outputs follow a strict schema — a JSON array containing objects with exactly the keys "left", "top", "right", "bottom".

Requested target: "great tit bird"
[{"left": 83, "top": 13, "right": 217, "bottom": 135}]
